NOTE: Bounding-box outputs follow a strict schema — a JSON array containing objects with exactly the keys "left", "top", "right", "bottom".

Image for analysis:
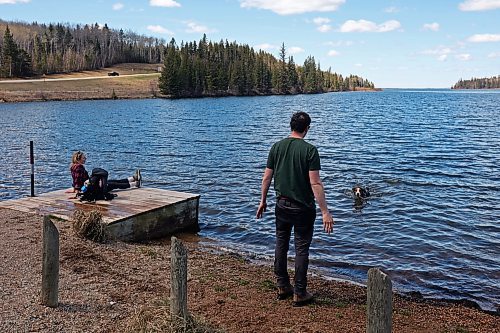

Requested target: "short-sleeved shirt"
[{"left": 266, "top": 137, "right": 321, "bottom": 208}]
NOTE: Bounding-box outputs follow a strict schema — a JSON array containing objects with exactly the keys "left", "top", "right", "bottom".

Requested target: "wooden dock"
[{"left": 0, "top": 188, "right": 200, "bottom": 241}]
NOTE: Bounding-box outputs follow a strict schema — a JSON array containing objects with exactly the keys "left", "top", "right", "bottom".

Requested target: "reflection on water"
[{"left": 1, "top": 89, "right": 499, "bottom": 311}]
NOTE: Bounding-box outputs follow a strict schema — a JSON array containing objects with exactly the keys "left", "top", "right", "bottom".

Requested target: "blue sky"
[{"left": 1, "top": 0, "right": 499, "bottom": 88}]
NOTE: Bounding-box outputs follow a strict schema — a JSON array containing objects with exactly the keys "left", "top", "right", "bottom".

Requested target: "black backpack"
[{"left": 78, "top": 168, "right": 116, "bottom": 202}]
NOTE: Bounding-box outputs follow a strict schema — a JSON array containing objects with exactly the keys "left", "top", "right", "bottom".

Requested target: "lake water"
[{"left": 0, "top": 89, "right": 499, "bottom": 312}]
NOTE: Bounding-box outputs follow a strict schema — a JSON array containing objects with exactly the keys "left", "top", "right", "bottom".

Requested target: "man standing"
[{"left": 256, "top": 111, "right": 334, "bottom": 306}]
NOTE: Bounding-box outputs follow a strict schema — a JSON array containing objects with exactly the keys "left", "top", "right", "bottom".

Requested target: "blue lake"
[{"left": 0, "top": 89, "right": 499, "bottom": 311}]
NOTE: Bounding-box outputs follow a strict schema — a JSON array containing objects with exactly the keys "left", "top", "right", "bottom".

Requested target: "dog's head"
[{"left": 352, "top": 185, "right": 369, "bottom": 199}]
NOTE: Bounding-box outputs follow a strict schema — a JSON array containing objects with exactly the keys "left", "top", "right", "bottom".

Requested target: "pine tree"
[{"left": 1, "top": 25, "right": 19, "bottom": 77}]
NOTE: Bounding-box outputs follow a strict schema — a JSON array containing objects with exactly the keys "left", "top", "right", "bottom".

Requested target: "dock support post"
[
  {"left": 30, "top": 141, "right": 35, "bottom": 197},
  {"left": 367, "top": 267, "right": 392, "bottom": 333},
  {"left": 170, "top": 236, "right": 188, "bottom": 322},
  {"left": 41, "top": 216, "right": 59, "bottom": 307}
]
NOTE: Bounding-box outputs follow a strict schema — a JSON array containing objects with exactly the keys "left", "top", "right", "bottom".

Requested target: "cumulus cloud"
[
  {"left": 147, "top": 25, "right": 174, "bottom": 35},
  {"left": 317, "top": 24, "right": 332, "bottom": 32},
  {"left": 438, "top": 54, "right": 448, "bottom": 61},
  {"left": 255, "top": 43, "right": 278, "bottom": 51},
  {"left": 0, "top": 0, "right": 30, "bottom": 4},
  {"left": 112, "top": 2, "right": 124, "bottom": 10},
  {"left": 459, "top": 0, "right": 500, "bottom": 11},
  {"left": 423, "top": 22, "right": 440, "bottom": 31},
  {"left": 150, "top": 0, "right": 181, "bottom": 8},
  {"left": 455, "top": 54, "right": 472, "bottom": 60},
  {"left": 240, "top": 0, "right": 345, "bottom": 15},
  {"left": 288, "top": 46, "right": 305, "bottom": 54},
  {"left": 312, "top": 17, "right": 332, "bottom": 32},
  {"left": 340, "top": 19, "right": 401, "bottom": 33},
  {"left": 324, "top": 40, "right": 354, "bottom": 46},
  {"left": 488, "top": 51, "right": 500, "bottom": 58},
  {"left": 327, "top": 50, "right": 340, "bottom": 56},
  {"left": 421, "top": 46, "right": 452, "bottom": 56},
  {"left": 184, "top": 21, "right": 216, "bottom": 34},
  {"left": 467, "top": 34, "right": 500, "bottom": 42},
  {"left": 313, "top": 17, "right": 330, "bottom": 25}
]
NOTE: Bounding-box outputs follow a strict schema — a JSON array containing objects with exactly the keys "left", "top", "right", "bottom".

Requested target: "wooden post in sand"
[
  {"left": 366, "top": 268, "right": 392, "bottom": 333},
  {"left": 41, "top": 216, "right": 59, "bottom": 307},
  {"left": 170, "top": 236, "right": 188, "bottom": 322}
]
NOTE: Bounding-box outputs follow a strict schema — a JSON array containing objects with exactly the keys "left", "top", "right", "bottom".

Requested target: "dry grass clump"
[
  {"left": 125, "top": 302, "right": 222, "bottom": 333},
  {"left": 72, "top": 209, "right": 108, "bottom": 243}
]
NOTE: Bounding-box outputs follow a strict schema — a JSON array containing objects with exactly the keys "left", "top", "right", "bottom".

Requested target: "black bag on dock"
[{"left": 79, "top": 167, "right": 115, "bottom": 202}]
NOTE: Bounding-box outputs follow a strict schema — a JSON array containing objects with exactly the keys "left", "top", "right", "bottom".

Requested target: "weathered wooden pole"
[
  {"left": 367, "top": 268, "right": 393, "bottom": 333},
  {"left": 29, "top": 141, "right": 35, "bottom": 197},
  {"left": 170, "top": 236, "right": 188, "bottom": 322},
  {"left": 41, "top": 216, "right": 59, "bottom": 307}
]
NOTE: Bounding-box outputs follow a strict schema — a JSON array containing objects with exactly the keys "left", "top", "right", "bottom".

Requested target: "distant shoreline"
[{"left": 0, "top": 64, "right": 381, "bottom": 103}]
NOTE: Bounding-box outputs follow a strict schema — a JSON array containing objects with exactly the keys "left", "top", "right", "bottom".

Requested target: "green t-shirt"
[{"left": 266, "top": 137, "right": 321, "bottom": 207}]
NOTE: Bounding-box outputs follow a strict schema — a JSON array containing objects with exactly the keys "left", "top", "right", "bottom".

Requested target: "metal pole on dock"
[
  {"left": 41, "top": 216, "right": 59, "bottom": 308},
  {"left": 366, "top": 267, "right": 393, "bottom": 333},
  {"left": 170, "top": 236, "right": 189, "bottom": 323},
  {"left": 30, "top": 141, "right": 35, "bottom": 197}
]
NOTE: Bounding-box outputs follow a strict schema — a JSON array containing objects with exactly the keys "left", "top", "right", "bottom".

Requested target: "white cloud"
[
  {"left": 456, "top": 53, "right": 472, "bottom": 60},
  {"left": 288, "top": 46, "right": 304, "bottom": 54},
  {"left": 324, "top": 40, "right": 354, "bottom": 46},
  {"left": 255, "top": 43, "right": 278, "bottom": 51},
  {"left": 327, "top": 50, "right": 340, "bottom": 56},
  {"left": 421, "top": 46, "right": 452, "bottom": 56},
  {"left": 459, "top": 0, "right": 500, "bottom": 11},
  {"left": 438, "top": 54, "right": 448, "bottom": 61},
  {"left": 240, "top": 0, "right": 345, "bottom": 15},
  {"left": 487, "top": 51, "right": 500, "bottom": 58},
  {"left": 147, "top": 25, "right": 174, "bottom": 35},
  {"left": 317, "top": 24, "right": 332, "bottom": 32},
  {"left": 340, "top": 19, "right": 401, "bottom": 33},
  {"left": 149, "top": 0, "right": 181, "bottom": 8},
  {"left": 467, "top": 34, "right": 500, "bottom": 42},
  {"left": 423, "top": 22, "right": 440, "bottom": 31},
  {"left": 0, "top": 0, "right": 30, "bottom": 3},
  {"left": 384, "top": 6, "right": 399, "bottom": 13},
  {"left": 313, "top": 17, "right": 330, "bottom": 25},
  {"left": 354, "top": 63, "right": 363, "bottom": 67},
  {"left": 184, "top": 21, "right": 216, "bottom": 34},
  {"left": 112, "top": 2, "right": 124, "bottom": 10}
]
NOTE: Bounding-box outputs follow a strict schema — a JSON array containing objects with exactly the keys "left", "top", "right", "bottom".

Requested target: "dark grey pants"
[
  {"left": 274, "top": 197, "right": 316, "bottom": 296},
  {"left": 107, "top": 179, "right": 130, "bottom": 191}
]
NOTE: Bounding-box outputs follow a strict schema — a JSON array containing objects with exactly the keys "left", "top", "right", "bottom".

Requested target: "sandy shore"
[{"left": 0, "top": 208, "right": 498, "bottom": 333}]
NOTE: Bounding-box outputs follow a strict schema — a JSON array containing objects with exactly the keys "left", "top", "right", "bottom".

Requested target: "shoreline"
[{"left": 1, "top": 208, "right": 498, "bottom": 332}]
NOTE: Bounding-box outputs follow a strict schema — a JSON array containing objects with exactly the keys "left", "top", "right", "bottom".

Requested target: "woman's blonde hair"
[{"left": 70, "top": 151, "right": 85, "bottom": 168}]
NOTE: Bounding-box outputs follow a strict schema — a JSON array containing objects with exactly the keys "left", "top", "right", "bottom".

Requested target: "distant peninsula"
[
  {"left": 452, "top": 75, "right": 500, "bottom": 89},
  {"left": 159, "top": 35, "right": 376, "bottom": 98}
]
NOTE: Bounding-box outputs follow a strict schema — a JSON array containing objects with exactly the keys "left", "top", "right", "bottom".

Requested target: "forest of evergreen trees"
[
  {"left": 1, "top": 20, "right": 376, "bottom": 98},
  {"left": 159, "top": 36, "right": 375, "bottom": 98},
  {"left": 0, "top": 20, "right": 165, "bottom": 78},
  {"left": 452, "top": 76, "right": 500, "bottom": 89}
]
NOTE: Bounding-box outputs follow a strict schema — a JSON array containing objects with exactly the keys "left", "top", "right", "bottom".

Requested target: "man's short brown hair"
[{"left": 290, "top": 112, "right": 311, "bottom": 133}]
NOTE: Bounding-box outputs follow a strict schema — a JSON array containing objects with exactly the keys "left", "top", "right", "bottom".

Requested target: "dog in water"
[{"left": 352, "top": 185, "right": 370, "bottom": 199}]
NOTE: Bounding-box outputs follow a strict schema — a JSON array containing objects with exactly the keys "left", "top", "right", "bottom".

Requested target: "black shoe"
[
  {"left": 293, "top": 292, "right": 314, "bottom": 307},
  {"left": 277, "top": 285, "right": 294, "bottom": 300}
]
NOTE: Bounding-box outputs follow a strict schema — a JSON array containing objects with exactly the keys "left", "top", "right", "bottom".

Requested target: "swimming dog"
[{"left": 352, "top": 185, "right": 370, "bottom": 199}]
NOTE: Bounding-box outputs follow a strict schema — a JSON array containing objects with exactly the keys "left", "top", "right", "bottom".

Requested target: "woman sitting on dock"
[{"left": 70, "top": 150, "right": 141, "bottom": 194}]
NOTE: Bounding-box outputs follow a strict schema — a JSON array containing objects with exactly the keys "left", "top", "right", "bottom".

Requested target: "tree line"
[
  {"left": 0, "top": 20, "right": 165, "bottom": 78},
  {"left": 159, "top": 36, "right": 375, "bottom": 97},
  {"left": 452, "top": 76, "right": 500, "bottom": 89}
]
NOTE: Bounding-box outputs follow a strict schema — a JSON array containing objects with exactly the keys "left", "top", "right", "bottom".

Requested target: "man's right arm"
[
  {"left": 256, "top": 167, "right": 273, "bottom": 219},
  {"left": 309, "top": 170, "right": 334, "bottom": 233}
]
